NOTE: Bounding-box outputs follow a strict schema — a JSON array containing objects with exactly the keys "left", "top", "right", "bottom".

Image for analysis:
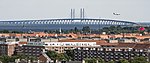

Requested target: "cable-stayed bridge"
[
  {"left": 0, "top": 18, "right": 137, "bottom": 26},
  {"left": 0, "top": 9, "right": 138, "bottom": 31}
]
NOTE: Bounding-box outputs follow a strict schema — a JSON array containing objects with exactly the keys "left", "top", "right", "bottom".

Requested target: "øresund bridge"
[
  {"left": 0, "top": 9, "right": 138, "bottom": 31},
  {"left": 0, "top": 18, "right": 137, "bottom": 26}
]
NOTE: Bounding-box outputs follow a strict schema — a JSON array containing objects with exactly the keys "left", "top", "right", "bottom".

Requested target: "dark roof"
[
  {"left": 116, "top": 43, "right": 136, "bottom": 48},
  {"left": 133, "top": 43, "right": 150, "bottom": 49},
  {"left": 116, "top": 43, "right": 150, "bottom": 49}
]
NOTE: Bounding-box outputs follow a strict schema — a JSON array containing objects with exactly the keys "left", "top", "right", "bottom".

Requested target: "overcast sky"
[{"left": 0, "top": 0, "right": 149, "bottom": 22}]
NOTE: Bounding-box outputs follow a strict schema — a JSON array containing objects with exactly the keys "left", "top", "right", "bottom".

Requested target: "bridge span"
[
  {"left": 0, "top": 18, "right": 138, "bottom": 31},
  {"left": 0, "top": 18, "right": 137, "bottom": 26}
]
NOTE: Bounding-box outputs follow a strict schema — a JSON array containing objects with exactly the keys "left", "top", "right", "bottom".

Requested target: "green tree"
[
  {"left": 63, "top": 53, "right": 71, "bottom": 61},
  {"left": 69, "top": 29, "right": 74, "bottom": 33},
  {"left": 44, "top": 30, "right": 48, "bottom": 33},
  {"left": 1, "top": 30, "right": 9, "bottom": 33},
  {"left": 130, "top": 56, "right": 149, "bottom": 63},
  {"left": 116, "top": 25, "right": 122, "bottom": 30},
  {"left": 65, "top": 50, "right": 74, "bottom": 60},
  {"left": 147, "top": 26, "right": 150, "bottom": 33},
  {"left": 110, "top": 26, "right": 116, "bottom": 30},
  {"left": 118, "top": 59, "right": 129, "bottom": 63},
  {"left": 28, "top": 56, "right": 37, "bottom": 62},
  {"left": 11, "top": 31, "right": 21, "bottom": 33},
  {"left": 0, "top": 55, "right": 10, "bottom": 63},
  {"left": 56, "top": 53, "right": 67, "bottom": 61},
  {"left": 108, "top": 60, "right": 115, "bottom": 63},
  {"left": 15, "top": 55, "right": 37, "bottom": 63},
  {"left": 46, "top": 51, "right": 58, "bottom": 60},
  {"left": 84, "top": 58, "right": 105, "bottom": 63},
  {"left": 97, "top": 58, "right": 105, "bottom": 63},
  {"left": 147, "top": 29, "right": 150, "bottom": 33},
  {"left": 15, "top": 54, "right": 26, "bottom": 60},
  {"left": 74, "top": 27, "right": 79, "bottom": 34},
  {"left": 82, "top": 26, "right": 90, "bottom": 34},
  {"left": 46, "top": 51, "right": 70, "bottom": 62},
  {"left": 63, "top": 30, "right": 69, "bottom": 34},
  {"left": 0, "top": 55, "right": 15, "bottom": 63},
  {"left": 84, "top": 58, "right": 97, "bottom": 63}
]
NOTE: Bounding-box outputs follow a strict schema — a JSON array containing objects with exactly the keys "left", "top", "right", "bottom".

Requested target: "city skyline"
[{"left": 0, "top": 0, "right": 150, "bottom": 22}]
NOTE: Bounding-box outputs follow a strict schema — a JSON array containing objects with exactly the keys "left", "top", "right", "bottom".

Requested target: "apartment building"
[
  {"left": 73, "top": 43, "right": 150, "bottom": 62},
  {"left": 45, "top": 41, "right": 100, "bottom": 53},
  {"left": 0, "top": 42, "right": 18, "bottom": 56},
  {"left": 15, "top": 42, "right": 45, "bottom": 57}
]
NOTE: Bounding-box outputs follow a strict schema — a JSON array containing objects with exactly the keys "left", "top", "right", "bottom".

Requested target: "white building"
[
  {"left": 44, "top": 42, "right": 98, "bottom": 47},
  {"left": 44, "top": 41, "right": 100, "bottom": 53}
]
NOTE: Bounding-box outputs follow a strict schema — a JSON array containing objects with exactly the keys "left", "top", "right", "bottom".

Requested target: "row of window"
[
  {"left": 77, "top": 48, "right": 146, "bottom": 52},
  {"left": 48, "top": 43, "right": 93, "bottom": 46}
]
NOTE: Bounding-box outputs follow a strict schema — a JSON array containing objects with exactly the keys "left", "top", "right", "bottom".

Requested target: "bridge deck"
[{"left": 0, "top": 18, "right": 137, "bottom": 26}]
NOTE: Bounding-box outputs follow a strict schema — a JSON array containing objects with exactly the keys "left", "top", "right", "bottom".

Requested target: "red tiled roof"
[{"left": 19, "top": 42, "right": 27, "bottom": 44}]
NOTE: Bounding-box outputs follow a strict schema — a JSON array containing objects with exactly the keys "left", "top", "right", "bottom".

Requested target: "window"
[
  {"left": 140, "top": 50, "right": 143, "bottom": 52},
  {"left": 78, "top": 48, "right": 81, "bottom": 50},
  {"left": 118, "top": 49, "right": 121, "bottom": 51},
  {"left": 100, "top": 48, "right": 103, "bottom": 51},
  {"left": 93, "top": 48, "right": 96, "bottom": 50},
  {"left": 29, "top": 47, "right": 31, "bottom": 49},
  {"left": 29, "top": 50, "right": 31, "bottom": 52},
  {"left": 86, "top": 48, "right": 89, "bottom": 50},
  {"left": 65, "top": 44, "right": 70, "bottom": 45},
  {"left": 142, "top": 54, "right": 145, "bottom": 56},
  {"left": 109, "top": 49, "right": 112, "bottom": 51}
]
